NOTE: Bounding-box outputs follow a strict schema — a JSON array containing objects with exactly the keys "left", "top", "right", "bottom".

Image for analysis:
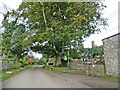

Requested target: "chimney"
[{"left": 92, "top": 41, "right": 95, "bottom": 48}]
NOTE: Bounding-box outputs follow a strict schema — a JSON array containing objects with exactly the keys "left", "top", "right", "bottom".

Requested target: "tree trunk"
[{"left": 55, "top": 54, "right": 61, "bottom": 66}]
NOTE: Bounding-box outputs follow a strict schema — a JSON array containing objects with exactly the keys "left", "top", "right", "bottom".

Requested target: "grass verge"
[
  {"left": 100, "top": 75, "right": 120, "bottom": 83},
  {"left": 0, "top": 65, "right": 30, "bottom": 81},
  {"left": 44, "top": 65, "right": 77, "bottom": 72}
]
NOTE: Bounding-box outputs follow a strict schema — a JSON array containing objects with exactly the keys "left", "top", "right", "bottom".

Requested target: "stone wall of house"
[{"left": 103, "top": 33, "right": 120, "bottom": 77}]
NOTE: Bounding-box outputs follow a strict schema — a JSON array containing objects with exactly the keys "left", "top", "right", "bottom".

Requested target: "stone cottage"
[{"left": 102, "top": 33, "right": 120, "bottom": 77}]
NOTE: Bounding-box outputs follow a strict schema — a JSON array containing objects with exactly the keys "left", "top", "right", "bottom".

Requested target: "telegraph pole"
[{"left": 67, "top": 47, "right": 70, "bottom": 67}]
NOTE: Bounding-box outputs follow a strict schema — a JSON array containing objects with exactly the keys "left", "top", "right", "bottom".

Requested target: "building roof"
[{"left": 102, "top": 33, "right": 120, "bottom": 41}]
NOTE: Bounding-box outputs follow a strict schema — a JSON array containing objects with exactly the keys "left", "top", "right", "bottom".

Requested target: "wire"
[
  {"left": 105, "top": 6, "right": 120, "bottom": 19},
  {"left": 107, "top": 10, "right": 118, "bottom": 18},
  {"left": 108, "top": 17, "right": 118, "bottom": 24},
  {"left": 86, "top": 26, "right": 120, "bottom": 41}
]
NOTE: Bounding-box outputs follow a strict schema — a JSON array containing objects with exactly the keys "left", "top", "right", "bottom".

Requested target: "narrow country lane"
[{"left": 2, "top": 66, "right": 118, "bottom": 88}]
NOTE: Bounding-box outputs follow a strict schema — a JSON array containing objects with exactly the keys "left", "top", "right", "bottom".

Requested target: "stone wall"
[
  {"left": 102, "top": 33, "right": 120, "bottom": 77},
  {"left": 0, "top": 61, "right": 21, "bottom": 71},
  {"left": 71, "top": 59, "right": 105, "bottom": 76}
]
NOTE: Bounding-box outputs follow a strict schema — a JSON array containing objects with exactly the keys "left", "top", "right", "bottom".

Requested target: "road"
[{"left": 2, "top": 66, "right": 118, "bottom": 88}]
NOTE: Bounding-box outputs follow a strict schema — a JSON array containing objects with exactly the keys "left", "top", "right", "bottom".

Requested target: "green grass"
[
  {"left": 0, "top": 65, "right": 30, "bottom": 81},
  {"left": 101, "top": 75, "right": 120, "bottom": 83},
  {"left": 0, "top": 72, "right": 2, "bottom": 81},
  {"left": 44, "top": 65, "right": 77, "bottom": 72}
]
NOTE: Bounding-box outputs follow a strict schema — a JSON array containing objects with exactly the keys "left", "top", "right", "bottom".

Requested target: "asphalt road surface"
[{"left": 2, "top": 66, "right": 118, "bottom": 88}]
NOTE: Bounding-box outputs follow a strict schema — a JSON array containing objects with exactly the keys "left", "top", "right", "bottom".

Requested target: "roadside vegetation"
[
  {"left": 100, "top": 75, "right": 120, "bottom": 83},
  {"left": 1, "top": 56, "right": 30, "bottom": 81},
  {"left": 44, "top": 65, "right": 77, "bottom": 72},
  {"left": 0, "top": 65, "right": 30, "bottom": 81}
]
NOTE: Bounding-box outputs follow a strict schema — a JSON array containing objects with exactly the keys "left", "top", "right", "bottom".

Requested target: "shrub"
[{"left": 11, "top": 62, "right": 21, "bottom": 69}]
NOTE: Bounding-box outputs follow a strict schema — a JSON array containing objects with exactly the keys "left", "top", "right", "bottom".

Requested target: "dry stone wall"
[{"left": 103, "top": 33, "right": 120, "bottom": 77}]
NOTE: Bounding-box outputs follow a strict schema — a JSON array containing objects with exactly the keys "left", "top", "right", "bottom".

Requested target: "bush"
[
  {"left": 45, "top": 65, "right": 53, "bottom": 70},
  {"left": 42, "top": 65, "right": 45, "bottom": 68},
  {"left": 19, "top": 57, "right": 28, "bottom": 66},
  {"left": 49, "top": 57, "right": 55, "bottom": 62},
  {"left": 11, "top": 62, "right": 21, "bottom": 69},
  {"left": 40, "top": 57, "right": 47, "bottom": 65}
]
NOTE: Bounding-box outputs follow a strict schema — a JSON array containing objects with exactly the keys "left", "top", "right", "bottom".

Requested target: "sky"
[
  {"left": 83, "top": 0, "right": 120, "bottom": 48},
  {"left": 0, "top": 0, "right": 119, "bottom": 48}
]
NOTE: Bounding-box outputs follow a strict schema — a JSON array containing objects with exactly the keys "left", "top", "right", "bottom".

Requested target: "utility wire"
[
  {"left": 96, "top": 26, "right": 119, "bottom": 39},
  {"left": 105, "top": 2, "right": 120, "bottom": 18},
  {"left": 85, "top": 26, "right": 120, "bottom": 41},
  {"left": 108, "top": 17, "right": 118, "bottom": 24},
  {"left": 106, "top": 7, "right": 120, "bottom": 19},
  {"left": 107, "top": 10, "right": 118, "bottom": 18}
]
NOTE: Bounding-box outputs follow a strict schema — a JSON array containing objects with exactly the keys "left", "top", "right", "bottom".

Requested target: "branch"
[
  {"left": 0, "top": 3, "right": 12, "bottom": 15},
  {"left": 39, "top": 2, "right": 48, "bottom": 29}
]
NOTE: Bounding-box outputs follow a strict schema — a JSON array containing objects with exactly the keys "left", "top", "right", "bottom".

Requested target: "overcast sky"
[
  {"left": 83, "top": 0, "right": 119, "bottom": 48},
  {"left": 0, "top": 0, "right": 119, "bottom": 48}
]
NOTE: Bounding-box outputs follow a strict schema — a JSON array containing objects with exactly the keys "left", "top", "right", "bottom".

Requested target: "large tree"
[{"left": 2, "top": 1, "right": 107, "bottom": 66}]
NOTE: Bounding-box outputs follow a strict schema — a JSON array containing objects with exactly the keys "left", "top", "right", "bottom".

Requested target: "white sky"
[
  {"left": 0, "top": 0, "right": 119, "bottom": 48},
  {"left": 83, "top": 0, "right": 120, "bottom": 48}
]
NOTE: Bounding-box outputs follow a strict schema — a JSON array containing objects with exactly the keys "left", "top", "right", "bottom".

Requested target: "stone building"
[{"left": 102, "top": 33, "right": 120, "bottom": 77}]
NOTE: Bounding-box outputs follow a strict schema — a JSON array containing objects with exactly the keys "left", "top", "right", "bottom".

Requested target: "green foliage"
[
  {"left": 45, "top": 65, "right": 76, "bottom": 71},
  {"left": 92, "top": 46, "right": 103, "bottom": 57},
  {"left": 23, "top": 57, "right": 28, "bottom": 65},
  {"left": 49, "top": 57, "right": 56, "bottom": 62},
  {"left": 83, "top": 45, "right": 104, "bottom": 62},
  {"left": 1, "top": 65, "right": 30, "bottom": 81},
  {"left": 44, "top": 65, "right": 54, "bottom": 70},
  {"left": 101, "top": 75, "right": 120, "bottom": 83},
  {"left": 2, "top": 1, "right": 107, "bottom": 65},
  {"left": 69, "top": 49, "right": 79, "bottom": 59},
  {"left": 19, "top": 56, "right": 28, "bottom": 66},
  {"left": 39, "top": 57, "right": 47, "bottom": 64},
  {"left": 11, "top": 62, "right": 21, "bottom": 69},
  {"left": 2, "top": 56, "right": 17, "bottom": 62}
]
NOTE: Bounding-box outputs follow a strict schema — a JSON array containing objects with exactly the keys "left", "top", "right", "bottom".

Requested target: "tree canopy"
[{"left": 2, "top": 1, "right": 107, "bottom": 66}]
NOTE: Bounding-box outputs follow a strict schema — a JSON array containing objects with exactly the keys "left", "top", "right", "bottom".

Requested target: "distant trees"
[{"left": 82, "top": 45, "right": 104, "bottom": 63}]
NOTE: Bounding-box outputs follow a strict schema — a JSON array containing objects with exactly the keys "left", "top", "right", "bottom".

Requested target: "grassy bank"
[
  {"left": 44, "top": 65, "right": 77, "bottom": 72},
  {"left": 0, "top": 65, "right": 30, "bottom": 81},
  {"left": 100, "top": 75, "right": 120, "bottom": 83}
]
